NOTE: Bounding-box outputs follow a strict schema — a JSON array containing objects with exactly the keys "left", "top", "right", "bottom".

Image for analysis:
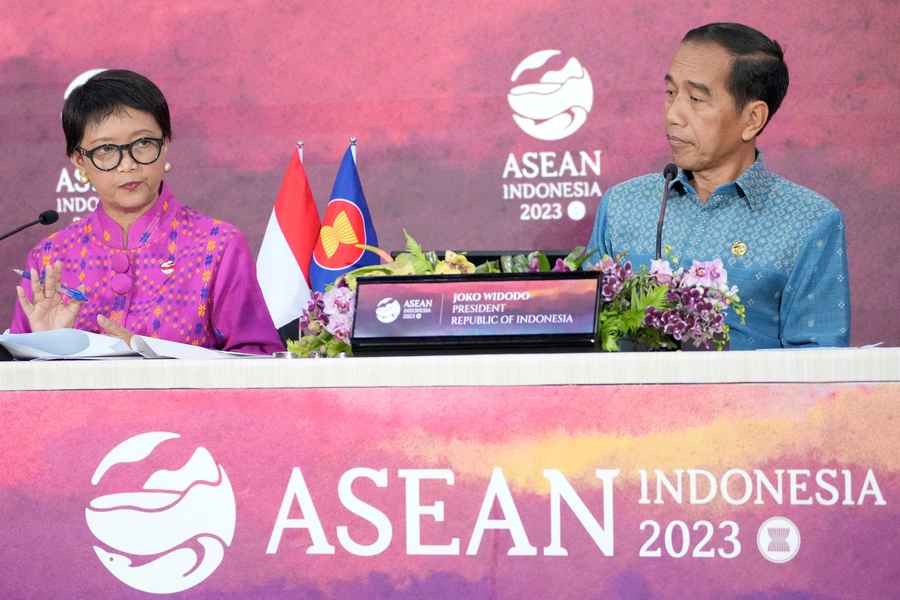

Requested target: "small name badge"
[{"left": 351, "top": 271, "right": 601, "bottom": 356}]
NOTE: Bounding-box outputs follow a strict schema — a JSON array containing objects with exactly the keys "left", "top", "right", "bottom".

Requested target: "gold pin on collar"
[{"left": 732, "top": 241, "right": 747, "bottom": 257}]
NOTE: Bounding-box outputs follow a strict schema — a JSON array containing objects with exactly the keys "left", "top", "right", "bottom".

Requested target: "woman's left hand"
[{"left": 98, "top": 314, "right": 134, "bottom": 348}]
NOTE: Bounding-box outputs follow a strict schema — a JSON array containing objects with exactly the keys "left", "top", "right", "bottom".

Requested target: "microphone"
[
  {"left": 0, "top": 210, "right": 60, "bottom": 244},
  {"left": 655, "top": 163, "right": 678, "bottom": 260},
  {"left": 38, "top": 210, "right": 59, "bottom": 225}
]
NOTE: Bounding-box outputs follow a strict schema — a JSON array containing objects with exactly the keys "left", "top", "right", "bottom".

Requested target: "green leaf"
[
  {"left": 599, "top": 314, "right": 622, "bottom": 351},
  {"left": 614, "top": 281, "right": 669, "bottom": 334},
  {"left": 286, "top": 339, "right": 303, "bottom": 357},
  {"left": 403, "top": 230, "right": 426, "bottom": 261},
  {"left": 565, "top": 247, "right": 599, "bottom": 270},
  {"left": 393, "top": 252, "right": 433, "bottom": 274},
  {"left": 636, "top": 282, "right": 670, "bottom": 310},
  {"left": 348, "top": 265, "right": 395, "bottom": 277},
  {"left": 474, "top": 260, "right": 501, "bottom": 273},
  {"left": 287, "top": 335, "right": 328, "bottom": 358},
  {"left": 511, "top": 254, "right": 531, "bottom": 272},
  {"left": 325, "top": 341, "right": 352, "bottom": 357},
  {"left": 423, "top": 251, "right": 439, "bottom": 268},
  {"left": 528, "top": 251, "right": 551, "bottom": 272}
]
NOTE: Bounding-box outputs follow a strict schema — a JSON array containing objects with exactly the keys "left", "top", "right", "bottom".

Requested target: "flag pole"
[
  {"left": 350, "top": 136, "right": 357, "bottom": 165},
  {"left": 297, "top": 140, "right": 304, "bottom": 163}
]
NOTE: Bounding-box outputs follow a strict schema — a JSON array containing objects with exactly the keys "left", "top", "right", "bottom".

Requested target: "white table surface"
[{"left": 1, "top": 347, "right": 897, "bottom": 391}]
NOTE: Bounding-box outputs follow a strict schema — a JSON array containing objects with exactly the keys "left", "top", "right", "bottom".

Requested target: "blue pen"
[{"left": 14, "top": 269, "right": 88, "bottom": 302}]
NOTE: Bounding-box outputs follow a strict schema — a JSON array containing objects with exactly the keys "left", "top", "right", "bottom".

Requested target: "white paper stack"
[{"left": 0, "top": 330, "right": 263, "bottom": 360}]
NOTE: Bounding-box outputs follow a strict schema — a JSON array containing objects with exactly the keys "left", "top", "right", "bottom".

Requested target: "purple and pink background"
[
  {"left": 0, "top": 383, "right": 897, "bottom": 598},
  {"left": 0, "top": 1, "right": 897, "bottom": 346}
]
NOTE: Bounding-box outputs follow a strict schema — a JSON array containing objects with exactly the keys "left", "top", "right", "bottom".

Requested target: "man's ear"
[{"left": 742, "top": 100, "right": 770, "bottom": 141}]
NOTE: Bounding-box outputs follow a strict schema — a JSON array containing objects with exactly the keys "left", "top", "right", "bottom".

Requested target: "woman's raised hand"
[{"left": 15, "top": 261, "right": 85, "bottom": 332}]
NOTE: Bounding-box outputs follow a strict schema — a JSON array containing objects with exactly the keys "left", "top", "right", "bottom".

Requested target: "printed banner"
[{"left": 0, "top": 383, "right": 897, "bottom": 598}]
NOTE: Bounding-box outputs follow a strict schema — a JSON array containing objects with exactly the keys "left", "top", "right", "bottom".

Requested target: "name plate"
[{"left": 351, "top": 272, "right": 601, "bottom": 355}]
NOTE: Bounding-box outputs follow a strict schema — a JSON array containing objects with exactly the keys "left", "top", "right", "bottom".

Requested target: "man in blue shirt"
[{"left": 587, "top": 23, "right": 850, "bottom": 349}]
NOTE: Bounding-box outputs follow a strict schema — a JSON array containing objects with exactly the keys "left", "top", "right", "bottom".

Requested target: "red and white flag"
[{"left": 257, "top": 145, "right": 321, "bottom": 328}]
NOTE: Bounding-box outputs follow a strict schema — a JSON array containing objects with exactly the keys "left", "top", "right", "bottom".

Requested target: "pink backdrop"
[
  {"left": 1, "top": 383, "right": 898, "bottom": 598},
  {"left": 1, "top": 0, "right": 897, "bottom": 345}
]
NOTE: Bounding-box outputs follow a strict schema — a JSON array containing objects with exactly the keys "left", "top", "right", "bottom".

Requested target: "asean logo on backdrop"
[
  {"left": 85, "top": 432, "right": 236, "bottom": 594},
  {"left": 501, "top": 50, "right": 602, "bottom": 223},
  {"left": 756, "top": 516, "right": 801, "bottom": 563},
  {"left": 508, "top": 50, "right": 593, "bottom": 141}
]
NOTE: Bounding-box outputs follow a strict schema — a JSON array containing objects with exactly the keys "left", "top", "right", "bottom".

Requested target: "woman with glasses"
[{"left": 10, "top": 70, "right": 283, "bottom": 355}]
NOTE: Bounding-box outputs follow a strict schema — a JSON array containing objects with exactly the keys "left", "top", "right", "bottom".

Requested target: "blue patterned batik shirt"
[{"left": 586, "top": 154, "right": 851, "bottom": 350}]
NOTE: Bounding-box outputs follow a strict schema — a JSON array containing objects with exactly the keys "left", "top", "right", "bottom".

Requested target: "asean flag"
[
  {"left": 256, "top": 146, "right": 321, "bottom": 328},
  {"left": 310, "top": 145, "right": 379, "bottom": 292}
]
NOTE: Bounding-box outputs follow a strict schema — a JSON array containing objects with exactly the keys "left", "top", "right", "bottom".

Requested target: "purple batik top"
[{"left": 11, "top": 182, "right": 284, "bottom": 355}]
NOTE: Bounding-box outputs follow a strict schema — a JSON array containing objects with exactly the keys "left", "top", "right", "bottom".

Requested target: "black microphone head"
[
  {"left": 38, "top": 210, "right": 59, "bottom": 225},
  {"left": 663, "top": 163, "right": 678, "bottom": 180}
]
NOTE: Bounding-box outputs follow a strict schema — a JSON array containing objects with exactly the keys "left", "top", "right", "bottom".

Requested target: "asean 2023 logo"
[
  {"left": 508, "top": 50, "right": 593, "bottom": 141},
  {"left": 503, "top": 50, "right": 601, "bottom": 223},
  {"left": 85, "top": 432, "right": 235, "bottom": 594}
]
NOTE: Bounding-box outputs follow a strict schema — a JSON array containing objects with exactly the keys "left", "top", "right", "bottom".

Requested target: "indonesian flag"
[{"left": 257, "top": 146, "right": 321, "bottom": 328}]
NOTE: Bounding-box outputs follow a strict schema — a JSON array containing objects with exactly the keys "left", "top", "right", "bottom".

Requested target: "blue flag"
[{"left": 310, "top": 145, "right": 379, "bottom": 292}]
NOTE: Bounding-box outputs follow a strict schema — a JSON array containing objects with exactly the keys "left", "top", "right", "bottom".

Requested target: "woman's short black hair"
[
  {"left": 62, "top": 69, "right": 171, "bottom": 155},
  {"left": 683, "top": 23, "right": 789, "bottom": 135}
]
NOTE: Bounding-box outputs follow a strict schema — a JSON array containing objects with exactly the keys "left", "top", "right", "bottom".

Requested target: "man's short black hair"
[
  {"left": 62, "top": 69, "right": 171, "bottom": 155},
  {"left": 683, "top": 23, "right": 789, "bottom": 134}
]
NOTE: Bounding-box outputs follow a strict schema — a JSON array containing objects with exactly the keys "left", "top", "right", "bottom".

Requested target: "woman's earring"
[
  {"left": 77, "top": 171, "right": 90, "bottom": 184},
  {"left": 164, "top": 163, "right": 171, "bottom": 173}
]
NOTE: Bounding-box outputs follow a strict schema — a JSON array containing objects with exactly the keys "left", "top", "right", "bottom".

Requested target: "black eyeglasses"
[{"left": 77, "top": 137, "right": 164, "bottom": 171}]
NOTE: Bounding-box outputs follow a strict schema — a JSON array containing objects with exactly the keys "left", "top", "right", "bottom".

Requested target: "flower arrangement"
[
  {"left": 287, "top": 234, "right": 743, "bottom": 357},
  {"left": 588, "top": 248, "right": 745, "bottom": 351}
]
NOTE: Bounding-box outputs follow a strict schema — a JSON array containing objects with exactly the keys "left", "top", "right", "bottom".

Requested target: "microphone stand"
[
  {"left": 0, "top": 211, "right": 59, "bottom": 244},
  {"left": 0, "top": 219, "right": 44, "bottom": 244},
  {"left": 655, "top": 165, "right": 678, "bottom": 260}
]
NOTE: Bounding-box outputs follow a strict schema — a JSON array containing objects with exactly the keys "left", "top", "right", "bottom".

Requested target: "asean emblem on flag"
[{"left": 313, "top": 199, "right": 367, "bottom": 269}]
